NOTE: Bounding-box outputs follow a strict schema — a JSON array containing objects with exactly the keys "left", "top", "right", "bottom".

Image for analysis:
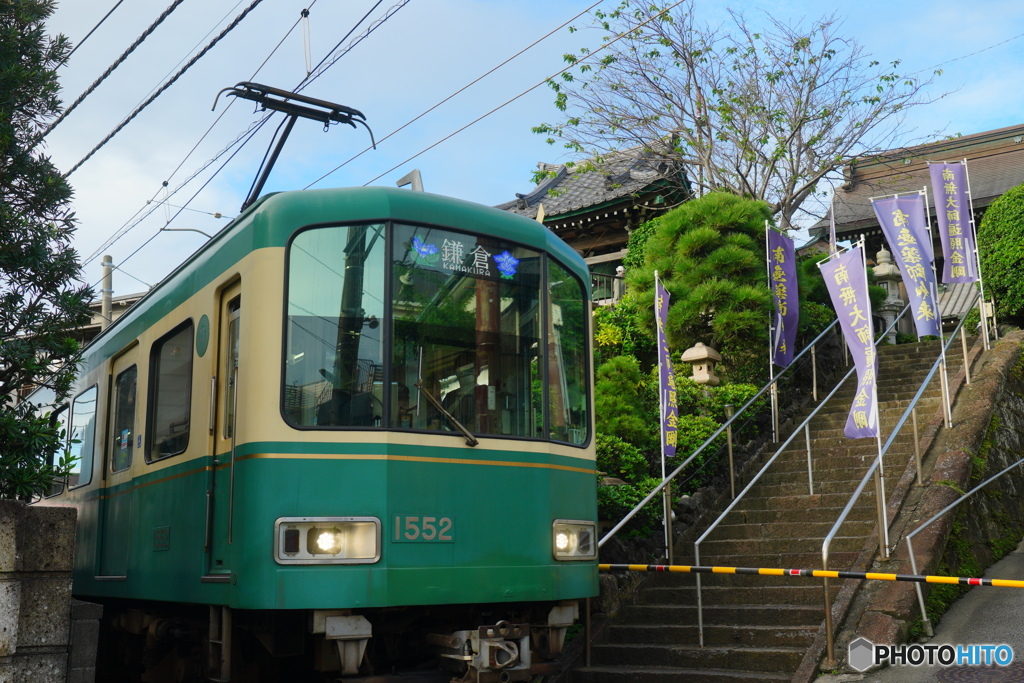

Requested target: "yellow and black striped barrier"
[{"left": 598, "top": 563, "right": 1024, "bottom": 588}]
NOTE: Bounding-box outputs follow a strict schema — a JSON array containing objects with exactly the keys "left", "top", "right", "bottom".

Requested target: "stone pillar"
[{"left": 0, "top": 501, "right": 78, "bottom": 682}]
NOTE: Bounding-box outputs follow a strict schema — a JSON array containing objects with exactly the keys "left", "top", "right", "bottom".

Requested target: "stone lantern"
[
  {"left": 680, "top": 342, "right": 722, "bottom": 386},
  {"left": 873, "top": 247, "right": 904, "bottom": 343}
]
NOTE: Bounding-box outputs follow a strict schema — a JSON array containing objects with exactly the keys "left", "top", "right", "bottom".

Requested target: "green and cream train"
[{"left": 41, "top": 187, "right": 597, "bottom": 682}]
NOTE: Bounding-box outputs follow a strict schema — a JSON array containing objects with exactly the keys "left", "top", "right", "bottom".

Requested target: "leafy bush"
[
  {"left": 978, "top": 182, "right": 1024, "bottom": 325},
  {"left": 592, "top": 302, "right": 655, "bottom": 368},
  {"left": 597, "top": 476, "right": 664, "bottom": 538},
  {"left": 0, "top": 403, "right": 76, "bottom": 500},
  {"left": 596, "top": 434, "right": 648, "bottom": 481},
  {"left": 595, "top": 355, "right": 659, "bottom": 454}
]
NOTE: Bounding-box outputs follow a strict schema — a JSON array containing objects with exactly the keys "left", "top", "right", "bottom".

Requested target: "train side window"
[
  {"left": 45, "top": 402, "right": 70, "bottom": 497},
  {"left": 285, "top": 224, "right": 386, "bottom": 428},
  {"left": 147, "top": 321, "right": 194, "bottom": 461},
  {"left": 547, "top": 260, "right": 590, "bottom": 445},
  {"left": 111, "top": 365, "right": 137, "bottom": 472},
  {"left": 68, "top": 386, "right": 98, "bottom": 488}
]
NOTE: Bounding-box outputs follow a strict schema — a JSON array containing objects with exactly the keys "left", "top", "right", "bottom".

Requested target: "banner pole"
[
  {"left": 655, "top": 271, "right": 670, "bottom": 561},
  {"left": 861, "top": 238, "right": 890, "bottom": 559},
  {"left": 923, "top": 187, "right": 952, "bottom": 426},
  {"left": 765, "top": 221, "right": 779, "bottom": 443},
  {"left": 962, "top": 159, "right": 991, "bottom": 350}
]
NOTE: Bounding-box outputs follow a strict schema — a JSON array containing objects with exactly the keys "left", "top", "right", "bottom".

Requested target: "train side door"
[
  {"left": 207, "top": 283, "right": 241, "bottom": 576},
  {"left": 97, "top": 348, "right": 139, "bottom": 578}
]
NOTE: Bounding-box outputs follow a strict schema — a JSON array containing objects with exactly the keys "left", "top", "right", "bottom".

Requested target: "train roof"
[{"left": 82, "top": 187, "right": 589, "bottom": 363}]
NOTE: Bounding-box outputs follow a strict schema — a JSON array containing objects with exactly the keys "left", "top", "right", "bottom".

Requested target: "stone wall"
[{"left": 0, "top": 501, "right": 97, "bottom": 682}]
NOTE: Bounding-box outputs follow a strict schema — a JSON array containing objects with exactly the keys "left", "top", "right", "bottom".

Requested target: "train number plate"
[{"left": 393, "top": 515, "right": 454, "bottom": 543}]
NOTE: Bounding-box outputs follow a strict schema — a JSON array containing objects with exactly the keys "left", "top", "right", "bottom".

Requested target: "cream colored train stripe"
[
  {"left": 97, "top": 453, "right": 594, "bottom": 500},
  {"left": 235, "top": 451, "right": 595, "bottom": 473}
]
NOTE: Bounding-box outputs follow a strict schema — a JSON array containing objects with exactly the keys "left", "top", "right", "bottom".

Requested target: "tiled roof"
[
  {"left": 938, "top": 281, "right": 979, "bottom": 320},
  {"left": 496, "top": 148, "right": 683, "bottom": 220},
  {"left": 811, "top": 124, "right": 1024, "bottom": 236}
]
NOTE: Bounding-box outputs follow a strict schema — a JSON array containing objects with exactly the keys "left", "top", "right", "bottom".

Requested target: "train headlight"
[
  {"left": 274, "top": 517, "right": 380, "bottom": 565},
  {"left": 552, "top": 520, "right": 596, "bottom": 561}
]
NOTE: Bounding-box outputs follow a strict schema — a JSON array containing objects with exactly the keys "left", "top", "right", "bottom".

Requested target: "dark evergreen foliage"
[
  {"left": 0, "top": 0, "right": 92, "bottom": 498},
  {"left": 978, "top": 182, "right": 1024, "bottom": 326}
]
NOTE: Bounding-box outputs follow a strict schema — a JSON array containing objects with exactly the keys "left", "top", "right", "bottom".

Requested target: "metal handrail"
[
  {"left": 820, "top": 291, "right": 981, "bottom": 665},
  {"left": 692, "top": 304, "right": 911, "bottom": 647},
  {"left": 907, "top": 455, "right": 1024, "bottom": 637},
  {"left": 598, "top": 317, "right": 841, "bottom": 549}
]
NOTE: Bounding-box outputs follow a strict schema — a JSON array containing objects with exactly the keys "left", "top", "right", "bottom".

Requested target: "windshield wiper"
[{"left": 415, "top": 381, "right": 478, "bottom": 447}]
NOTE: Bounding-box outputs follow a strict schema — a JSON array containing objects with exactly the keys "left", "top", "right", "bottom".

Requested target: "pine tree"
[{"left": 0, "top": 0, "right": 93, "bottom": 499}]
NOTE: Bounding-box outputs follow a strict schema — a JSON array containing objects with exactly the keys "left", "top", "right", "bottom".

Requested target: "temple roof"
[
  {"left": 496, "top": 147, "right": 686, "bottom": 222},
  {"left": 811, "top": 123, "right": 1024, "bottom": 237}
]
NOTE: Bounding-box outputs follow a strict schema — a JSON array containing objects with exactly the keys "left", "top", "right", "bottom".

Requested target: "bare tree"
[{"left": 533, "top": 1, "right": 938, "bottom": 228}]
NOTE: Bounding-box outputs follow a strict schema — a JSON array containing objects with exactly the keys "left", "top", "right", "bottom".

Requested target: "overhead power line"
[
  {"left": 305, "top": 0, "right": 604, "bottom": 189},
  {"left": 62, "top": 0, "right": 127, "bottom": 65},
  {"left": 82, "top": 0, "right": 400, "bottom": 266},
  {"left": 65, "top": 0, "right": 269, "bottom": 177},
  {"left": 357, "top": 0, "right": 686, "bottom": 187},
  {"left": 43, "top": 0, "right": 187, "bottom": 138}
]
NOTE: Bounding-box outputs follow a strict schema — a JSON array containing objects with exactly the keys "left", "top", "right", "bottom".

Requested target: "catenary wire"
[
  {"left": 121, "top": 1, "right": 247, "bottom": 118},
  {"left": 88, "top": 119, "right": 268, "bottom": 290},
  {"left": 294, "top": 0, "right": 385, "bottom": 92},
  {"left": 62, "top": 0, "right": 126, "bottom": 65},
  {"left": 82, "top": 0, "right": 395, "bottom": 267},
  {"left": 41, "top": 0, "right": 188, "bottom": 139},
  {"left": 65, "top": 0, "right": 269, "bottom": 177},
  {"left": 304, "top": 0, "right": 605, "bottom": 189},
  {"left": 81, "top": 5, "right": 314, "bottom": 268},
  {"left": 359, "top": 0, "right": 686, "bottom": 187}
]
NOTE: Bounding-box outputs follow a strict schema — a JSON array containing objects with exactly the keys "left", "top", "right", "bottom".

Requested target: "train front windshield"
[{"left": 284, "top": 222, "right": 589, "bottom": 445}]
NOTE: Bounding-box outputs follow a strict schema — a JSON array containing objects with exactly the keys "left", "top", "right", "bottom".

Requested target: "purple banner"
[
  {"left": 820, "top": 247, "right": 878, "bottom": 439},
  {"left": 928, "top": 162, "right": 978, "bottom": 284},
  {"left": 871, "top": 195, "right": 942, "bottom": 338},
  {"left": 768, "top": 229, "right": 798, "bottom": 367},
  {"left": 656, "top": 278, "right": 678, "bottom": 457}
]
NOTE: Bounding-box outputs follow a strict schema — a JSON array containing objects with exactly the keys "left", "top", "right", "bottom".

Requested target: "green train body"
[{"left": 40, "top": 188, "right": 598, "bottom": 682}]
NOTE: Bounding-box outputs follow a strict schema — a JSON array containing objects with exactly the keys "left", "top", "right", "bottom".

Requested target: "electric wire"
[
  {"left": 42, "top": 0, "right": 187, "bottom": 139},
  {"left": 293, "top": 0, "right": 387, "bottom": 92},
  {"left": 122, "top": 1, "right": 247, "bottom": 119},
  {"left": 81, "top": 0, "right": 388, "bottom": 266},
  {"left": 358, "top": 0, "right": 686, "bottom": 188},
  {"left": 304, "top": 0, "right": 604, "bottom": 189},
  {"left": 82, "top": 116, "right": 273, "bottom": 268},
  {"left": 88, "top": 119, "right": 267, "bottom": 291},
  {"left": 62, "top": 0, "right": 126, "bottom": 65},
  {"left": 65, "top": 0, "right": 269, "bottom": 177}
]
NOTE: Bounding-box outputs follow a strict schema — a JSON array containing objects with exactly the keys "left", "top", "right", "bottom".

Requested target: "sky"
[{"left": 40, "top": 0, "right": 1024, "bottom": 296}]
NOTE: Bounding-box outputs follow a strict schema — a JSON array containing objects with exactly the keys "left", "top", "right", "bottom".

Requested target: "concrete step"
[
  {"left": 741, "top": 477, "right": 899, "bottom": 498},
  {"left": 620, "top": 603, "right": 824, "bottom": 628},
  {"left": 696, "top": 535, "right": 863, "bottom": 558},
  {"left": 724, "top": 505, "right": 876, "bottom": 525},
  {"left": 606, "top": 622, "right": 817, "bottom": 648},
  {"left": 571, "top": 665, "right": 791, "bottom": 682},
  {"left": 590, "top": 642, "right": 805, "bottom": 672},
  {"left": 728, "top": 492, "right": 877, "bottom": 511},
  {"left": 673, "top": 551, "right": 862, "bottom": 571},
  {"left": 639, "top": 571, "right": 841, "bottom": 590},
  {"left": 753, "top": 464, "right": 905, "bottom": 485},
  {"left": 706, "top": 519, "right": 875, "bottom": 540},
  {"left": 637, "top": 584, "right": 840, "bottom": 607}
]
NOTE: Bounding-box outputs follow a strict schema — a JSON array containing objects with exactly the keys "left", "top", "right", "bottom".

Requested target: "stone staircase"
[{"left": 573, "top": 341, "right": 959, "bottom": 682}]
